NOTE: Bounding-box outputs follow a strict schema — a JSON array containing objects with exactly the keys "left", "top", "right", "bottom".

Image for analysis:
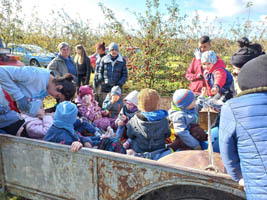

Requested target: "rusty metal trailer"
[{"left": 0, "top": 134, "right": 246, "bottom": 200}]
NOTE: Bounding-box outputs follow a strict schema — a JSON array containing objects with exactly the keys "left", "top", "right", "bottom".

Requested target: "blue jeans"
[
  {"left": 200, "top": 127, "right": 220, "bottom": 153},
  {"left": 152, "top": 149, "right": 172, "bottom": 160}
]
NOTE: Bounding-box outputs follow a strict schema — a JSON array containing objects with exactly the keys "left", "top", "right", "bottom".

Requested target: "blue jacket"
[
  {"left": 168, "top": 108, "right": 200, "bottom": 149},
  {"left": 219, "top": 92, "right": 267, "bottom": 200},
  {"left": 45, "top": 125, "right": 93, "bottom": 146},
  {"left": 98, "top": 54, "right": 128, "bottom": 87}
]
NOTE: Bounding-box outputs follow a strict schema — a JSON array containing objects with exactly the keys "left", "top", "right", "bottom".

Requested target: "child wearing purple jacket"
[{"left": 76, "top": 85, "right": 115, "bottom": 131}]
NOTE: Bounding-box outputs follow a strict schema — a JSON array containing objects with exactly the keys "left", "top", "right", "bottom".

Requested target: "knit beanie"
[
  {"left": 138, "top": 88, "right": 160, "bottom": 112},
  {"left": 231, "top": 47, "right": 261, "bottom": 68},
  {"left": 111, "top": 86, "right": 122, "bottom": 96},
  {"left": 79, "top": 85, "right": 93, "bottom": 99},
  {"left": 238, "top": 54, "right": 267, "bottom": 91},
  {"left": 53, "top": 101, "right": 78, "bottom": 134},
  {"left": 108, "top": 42, "right": 119, "bottom": 51},
  {"left": 201, "top": 51, "right": 217, "bottom": 64},
  {"left": 173, "top": 89, "right": 195, "bottom": 109},
  {"left": 124, "top": 90, "right": 139, "bottom": 107}
]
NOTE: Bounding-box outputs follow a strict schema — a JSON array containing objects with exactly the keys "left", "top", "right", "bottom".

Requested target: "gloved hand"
[
  {"left": 194, "top": 48, "right": 202, "bottom": 60},
  {"left": 16, "top": 96, "right": 30, "bottom": 113}
]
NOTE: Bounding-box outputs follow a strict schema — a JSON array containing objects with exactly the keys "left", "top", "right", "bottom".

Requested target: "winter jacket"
[
  {"left": 168, "top": 108, "right": 201, "bottom": 150},
  {"left": 219, "top": 91, "right": 267, "bottom": 200},
  {"left": 204, "top": 58, "right": 233, "bottom": 96},
  {"left": 76, "top": 97, "right": 114, "bottom": 131},
  {"left": 115, "top": 105, "right": 137, "bottom": 126},
  {"left": 48, "top": 55, "right": 76, "bottom": 78},
  {"left": 21, "top": 114, "right": 53, "bottom": 139},
  {"left": 45, "top": 125, "right": 93, "bottom": 146},
  {"left": 127, "top": 111, "right": 171, "bottom": 153},
  {"left": 94, "top": 53, "right": 106, "bottom": 87},
  {"left": 186, "top": 58, "right": 206, "bottom": 95},
  {"left": 98, "top": 54, "right": 128, "bottom": 90},
  {"left": 75, "top": 56, "right": 91, "bottom": 85},
  {"left": 102, "top": 94, "right": 123, "bottom": 119}
]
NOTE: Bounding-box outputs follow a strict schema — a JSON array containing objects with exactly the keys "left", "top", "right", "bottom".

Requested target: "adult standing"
[
  {"left": 219, "top": 54, "right": 267, "bottom": 200},
  {"left": 74, "top": 44, "right": 91, "bottom": 90},
  {"left": 98, "top": 42, "right": 128, "bottom": 93},
  {"left": 93, "top": 42, "right": 107, "bottom": 102},
  {"left": 93, "top": 42, "right": 107, "bottom": 91},
  {"left": 48, "top": 42, "right": 77, "bottom": 81},
  {"left": 186, "top": 36, "right": 211, "bottom": 95}
]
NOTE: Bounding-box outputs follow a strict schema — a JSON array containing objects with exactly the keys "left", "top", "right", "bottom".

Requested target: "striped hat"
[{"left": 173, "top": 89, "right": 195, "bottom": 109}]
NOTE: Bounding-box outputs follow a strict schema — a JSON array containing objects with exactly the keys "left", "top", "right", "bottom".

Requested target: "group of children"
[
  {"left": 0, "top": 48, "right": 232, "bottom": 159},
  {"left": 1, "top": 37, "right": 260, "bottom": 161}
]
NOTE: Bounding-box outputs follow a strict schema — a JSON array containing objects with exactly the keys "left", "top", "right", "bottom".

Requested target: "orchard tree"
[{"left": 99, "top": 0, "right": 189, "bottom": 94}]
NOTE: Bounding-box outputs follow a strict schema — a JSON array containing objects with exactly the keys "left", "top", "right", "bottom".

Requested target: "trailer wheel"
[{"left": 137, "top": 185, "right": 245, "bottom": 200}]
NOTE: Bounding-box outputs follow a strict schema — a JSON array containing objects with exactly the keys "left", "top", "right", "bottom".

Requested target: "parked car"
[
  {"left": 8, "top": 44, "right": 55, "bottom": 67},
  {"left": 0, "top": 39, "right": 24, "bottom": 66}
]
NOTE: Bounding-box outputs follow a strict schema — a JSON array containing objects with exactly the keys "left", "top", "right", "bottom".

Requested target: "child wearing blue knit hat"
[
  {"left": 168, "top": 89, "right": 207, "bottom": 151},
  {"left": 45, "top": 101, "right": 93, "bottom": 152}
]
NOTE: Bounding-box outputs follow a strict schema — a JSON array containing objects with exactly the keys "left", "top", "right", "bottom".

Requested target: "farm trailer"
[{"left": 0, "top": 134, "right": 246, "bottom": 200}]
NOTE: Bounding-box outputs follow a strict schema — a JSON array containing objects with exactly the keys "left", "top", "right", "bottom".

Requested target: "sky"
[{"left": 20, "top": 0, "right": 267, "bottom": 29}]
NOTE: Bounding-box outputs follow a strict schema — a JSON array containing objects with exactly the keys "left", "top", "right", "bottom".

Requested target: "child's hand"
[
  {"left": 211, "top": 87, "right": 219, "bottom": 95},
  {"left": 117, "top": 120, "right": 125, "bottom": 126},
  {"left": 121, "top": 115, "right": 127, "bottom": 121},
  {"left": 126, "top": 149, "right": 136, "bottom": 156},
  {"left": 37, "top": 108, "right": 45, "bottom": 119},
  {"left": 71, "top": 141, "right": 83, "bottom": 152}
]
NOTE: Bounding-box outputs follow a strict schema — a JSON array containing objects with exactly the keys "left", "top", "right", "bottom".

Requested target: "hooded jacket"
[
  {"left": 219, "top": 91, "right": 267, "bottom": 200},
  {"left": 127, "top": 111, "right": 171, "bottom": 153}
]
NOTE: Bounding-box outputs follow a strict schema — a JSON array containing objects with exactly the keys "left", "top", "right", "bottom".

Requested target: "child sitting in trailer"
[
  {"left": 201, "top": 51, "right": 233, "bottom": 101},
  {"left": 77, "top": 85, "right": 115, "bottom": 131},
  {"left": 45, "top": 101, "right": 94, "bottom": 152},
  {"left": 102, "top": 86, "right": 123, "bottom": 120},
  {"left": 168, "top": 89, "right": 208, "bottom": 152},
  {"left": 21, "top": 104, "right": 53, "bottom": 140},
  {"left": 115, "top": 90, "right": 139, "bottom": 149},
  {"left": 126, "top": 88, "right": 171, "bottom": 160}
]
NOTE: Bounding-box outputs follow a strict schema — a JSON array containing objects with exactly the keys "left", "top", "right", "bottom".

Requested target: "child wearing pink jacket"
[{"left": 21, "top": 106, "right": 53, "bottom": 139}]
